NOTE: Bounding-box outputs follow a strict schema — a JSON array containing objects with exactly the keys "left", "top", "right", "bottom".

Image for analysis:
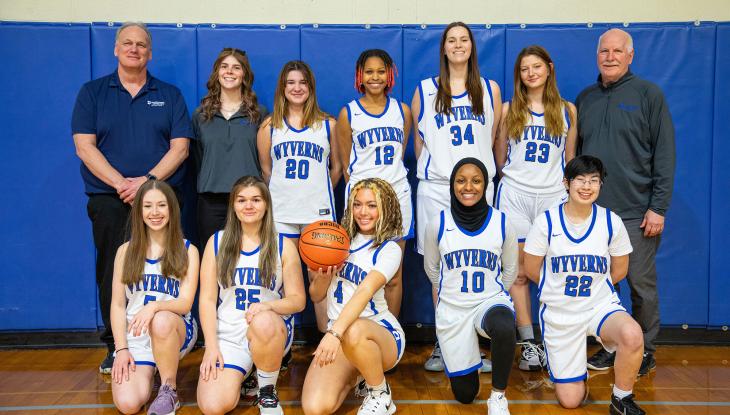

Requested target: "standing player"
[
  {"left": 423, "top": 158, "right": 518, "bottom": 415},
  {"left": 412, "top": 21, "right": 502, "bottom": 372},
  {"left": 301, "top": 178, "right": 405, "bottom": 415},
  {"left": 196, "top": 176, "right": 306, "bottom": 415},
  {"left": 109, "top": 180, "right": 198, "bottom": 415},
  {"left": 336, "top": 49, "right": 413, "bottom": 318},
  {"left": 494, "top": 45, "right": 577, "bottom": 371},
  {"left": 258, "top": 60, "right": 342, "bottom": 333},
  {"left": 523, "top": 156, "right": 645, "bottom": 415}
]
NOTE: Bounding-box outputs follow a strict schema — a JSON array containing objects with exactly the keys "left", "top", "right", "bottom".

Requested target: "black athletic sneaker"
[
  {"left": 638, "top": 353, "right": 656, "bottom": 376},
  {"left": 587, "top": 348, "right": 615, "bottom": 371},
  {"left": 257, "top": 384, "right": 283, "bottom": 415},
  {"left": 609, "top": 393, "right": 646, "bottom": 415},
  {"left": 99, "top": 351, "right": 114, "bottom": 374},
  {"left": 241, "top": 372, "right": 259, "bottom": 398}
]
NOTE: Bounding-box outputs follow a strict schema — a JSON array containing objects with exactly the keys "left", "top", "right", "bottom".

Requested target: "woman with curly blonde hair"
[{"left": 301, "top": 178, "right": 405, "bottom": 415}]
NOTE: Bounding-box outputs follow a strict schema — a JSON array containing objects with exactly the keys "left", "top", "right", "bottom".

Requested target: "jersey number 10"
[{"left": 460, "top": 270, "right": 486, "bottom": 293}]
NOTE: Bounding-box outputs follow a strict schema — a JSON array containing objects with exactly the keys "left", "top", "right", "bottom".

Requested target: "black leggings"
[{"left": 449, "top": 306, "right": 516, "bottom": 403}]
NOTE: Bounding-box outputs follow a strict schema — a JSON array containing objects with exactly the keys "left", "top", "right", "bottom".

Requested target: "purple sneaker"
[{"left": 148, "top": 384, "right": 180, "bottom": 415}]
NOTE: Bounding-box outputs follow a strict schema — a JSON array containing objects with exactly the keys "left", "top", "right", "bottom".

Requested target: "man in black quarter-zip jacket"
[{"left": 576, "top": 28, "right": 675, "bottom": 382}]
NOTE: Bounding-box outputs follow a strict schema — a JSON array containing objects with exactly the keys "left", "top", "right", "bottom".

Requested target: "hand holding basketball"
[{"left": 298, "top": 221, "right": 350, "bottom": 270}]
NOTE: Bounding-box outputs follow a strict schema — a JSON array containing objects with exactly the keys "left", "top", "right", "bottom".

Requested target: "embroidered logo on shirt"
[
  {"left": 147, "top": 100, "right": 166, "bottom": 107},
  {"left": 617, "top": 103, "right": 638, "bottom": 112}
]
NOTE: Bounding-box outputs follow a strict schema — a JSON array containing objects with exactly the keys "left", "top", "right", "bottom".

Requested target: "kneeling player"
[
  {"left": 423, "top": 158, "right": 518, "bottom": 415},
  {"left": 523, "top": 156, "right": 645, "bottom": 415}
]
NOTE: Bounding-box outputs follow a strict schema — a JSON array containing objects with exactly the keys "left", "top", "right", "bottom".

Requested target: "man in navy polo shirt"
[{"left": 71, "top": 21, "right": 192, "bottom": 374}]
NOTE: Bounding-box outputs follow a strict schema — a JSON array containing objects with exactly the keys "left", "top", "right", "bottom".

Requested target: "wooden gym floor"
[{"left": 1, "top": 344, "right": 729, "bottom": 414}]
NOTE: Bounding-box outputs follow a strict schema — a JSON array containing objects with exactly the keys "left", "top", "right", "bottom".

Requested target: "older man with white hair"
[{"left": 576, "top": 27, "right": 675, "bottom": 388}]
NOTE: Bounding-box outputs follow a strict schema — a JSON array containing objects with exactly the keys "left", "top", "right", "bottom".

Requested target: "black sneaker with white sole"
[
  {"left": 638, "top": 353, "right": 656, "bottom": 376},
  {"left": 587, "top": 348, "right": 615, "bottom": 371},
  {"left": 99, "top": 351, "right": 113, "bottom": 374},
  {"left": 609, "top": 393, "right": 646, "bottom": 415}
]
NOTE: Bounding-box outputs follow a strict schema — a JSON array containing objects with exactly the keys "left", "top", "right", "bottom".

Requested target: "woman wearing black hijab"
[{"left": 423, "top": 157, "right": 518, "bottom": 415}]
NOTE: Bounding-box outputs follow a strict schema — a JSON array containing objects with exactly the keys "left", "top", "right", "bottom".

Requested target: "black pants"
[
  {"left": 197, "top": 193, "right": 229, "bottom": 250},
  {"left": 87, "top": 194, "right": 131, "bottom": 351}
]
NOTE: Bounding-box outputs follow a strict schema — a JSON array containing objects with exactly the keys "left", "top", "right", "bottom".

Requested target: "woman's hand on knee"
[
  {"left": 245, "top": 302, "right": 273, "bottom": 324},
  {"left": 128, "top": 302, "right": 158, "bottom": 337},
  {"left": 313, "top": 331, "right": 341, "bottom": 367},
  {"left": 200, "top": 346, "right": 224, "bottom": 381},
  {"left": 112, "top": 349, "right": 135, "bottom": 384}
]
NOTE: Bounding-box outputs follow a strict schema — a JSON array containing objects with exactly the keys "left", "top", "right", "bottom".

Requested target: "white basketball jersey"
[
  {"left": 416, "top": 77, "right": 495, "bottom": 184},
  {"left": 126, "top": 240, "right": 192, "bottom": 321},
  {"left": 214, "top": 231, "right": 284, "bottom": 345},
  {"left": 502, "top": 106, "right": 570, "bottom": 193},
  {"left": 327, "top": 233, "right": 401, "bottom": 321},
  {"left": 269, "top": 119, "right": 335, "bottom": 224},
  {"left": 533, "top": 204, "right": 627, "bottom": 312},
  {"left": 346, "top": 97, "right": 408, "bottom": 187},
  {"left": 435, "top": 208, "right": 511, "bottom": 309}
]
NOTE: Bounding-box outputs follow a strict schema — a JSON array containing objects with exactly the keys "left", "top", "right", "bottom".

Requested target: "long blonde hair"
[
  {"left": 506, "top": 45, "right": 573, "bottom": 141},
  {"left": 217, "top": 176, "right": 278, "bottom": 289},
  {"left": 122, "top": 180, "right": 188, "bottom": 284},
  {"left": 342, "top": 178, "right": 402, "bottom": 249},
  {"left": 270, "top": 60, "right": 327, "bottom": 130}
]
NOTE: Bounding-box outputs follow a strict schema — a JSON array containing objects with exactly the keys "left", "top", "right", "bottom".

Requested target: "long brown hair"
[
  {"left": 217, "top": 176, "right": 278, "bottom": 289},
  {"left": 199, "top": 48, "right": 262, "bottom": 124},
  {"left": 342, "top": 178, "right": 402, "bottom": 249},
  {"left": 270, "top": 60, "right": 327, "bottom": 130},
  {"left": 506, "top": 45, "right": 572, "bottom": 141},
  {"left": 122, "top": 180, "right": 188, "bottom": 285},
  {"left": 435, "top": 22, "right": 484, "bottom": 117}
]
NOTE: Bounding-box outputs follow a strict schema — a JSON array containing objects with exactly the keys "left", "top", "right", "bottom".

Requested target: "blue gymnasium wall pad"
[
  {"left": 0, "top": 22, "right": 723, "bottom": 330},
  {"left": 709, "top": 23, "right": 730, "bottom": 327}
]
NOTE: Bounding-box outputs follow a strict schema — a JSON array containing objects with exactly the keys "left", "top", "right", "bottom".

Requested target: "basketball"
[{"left": 298, "top": 220, "right": 350, "bottom": 270}]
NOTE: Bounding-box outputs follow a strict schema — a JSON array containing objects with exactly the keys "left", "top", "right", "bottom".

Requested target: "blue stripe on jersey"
[
  {"left": 214, "top": 231, "right": 220, "bottom": 256},
  {"left": 564, "top": 106, "right": 571, "bottom": 130},
  {"left": 417, "top": 82, "right": 425, "bottom": 122},
  {"left": 606, "top": 207, "right": 614, "bottom": 245},
  {"left": 559, "top": 203, "right": 597, "bottom": 244},
  {"left": 485, "top": 78, "right": 494, "bottom": 111},
  {"left": 494, "top": 265, "right": 507, "bottom": 292},
  {"left": 356, "top": 97, "right": 390, "bottom": 118},
  {"left": 437, "top": 261, "right": 444, "bottom": 303},
  {"left": 278, "top": 234, "right": 284, "bottom": 258},
  {"left": 379, "top": 318, "right": 403, "bottom": 358},
  {"left": 325, "top": 118, "right": 331, "bottom": 142},
  {"left": 284, "top": 117, "right": 308, "bottom": 133},
  {"left": 495, "top": 182, "right": 503, "bottom": 209},
  {"left": 184, "top": 239, "right": 191, "bottom": 249},
  {"left": 530, "top": 110, "right": 544, "bottom": 117},
  {"left": 445, "top": 361, "right": 482, "bottom": 378},
  {"left": 345, "top": 104, "right": 352, "bottom": 124},
  {"left": 180, "top": 317, "right": 195, "bottom": 351},
  {"left": 222, "top": 363, "right": 247, "bottom": 375},
  {"left": 437, "top": 210, "right": 445, "bottom": 242},
  {"left": 424, "top": 154, "right": 431, "bottom": 180},
  {"left": 517, "top": 237, "right": 526, "bottom": 243},
  {"left": 134, "top": 360, "right": 156, "bottom": 367},
  {"left": 240, "top": 246, "right": 261, "bottom": 256},
  {"left": 597, "top": 309, "right": 624, "bottom": 338},
  {"left": 348, "top": 140, "right": 358, "bottom": 174},
  {"left": 605, "top": 278, "right": 617, "bottom": 294},
  {"left": 506, "top": 141, "right": 512, "bottom": 166},
  {"left": 145, "top": 258, "right": 160, "bottom": 264},
  {"left": 537, "top": 257, "right": 547, "bottom": 300},
  {"left": 500, "top": 211, "right": 506, "bottom": 243},
  {"left": 350, "top": 238, "right": 374, "bottom": 253},
  {"left": 456, "top": 206, "right": 492, "bottom": 236},
  {"left": 372, "top": 240, "right": 396, "bottom": 264},
  {"left": 326, "top": 164, "right": 336, "bottom": 220}
]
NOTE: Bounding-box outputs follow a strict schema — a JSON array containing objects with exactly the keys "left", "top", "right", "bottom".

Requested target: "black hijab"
[{"left": 450, "top": 157, "right": 490, "bottom": 232}]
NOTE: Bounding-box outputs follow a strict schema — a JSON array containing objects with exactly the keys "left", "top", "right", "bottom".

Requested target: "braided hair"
[
  {"left": 354, "top": 49, "right": 398, "bottom": 94},
  {"left": 342, "top": 178, "right": 402, "bottom": 248}
]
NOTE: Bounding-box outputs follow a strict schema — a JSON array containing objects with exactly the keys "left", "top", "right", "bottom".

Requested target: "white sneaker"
[
  {"left": 487, "top": 393, "right": 510, "bottom": 415},
  {"left": 424, "top": 342, "right": 444, "bottom": 372},
  {"left": 354, "top": 375, "right": 367, "bottom": 398},
  {"left": 518, "top": 342, "right": 545, "bottom": 371},
  {"left": 357, "top": 384, "right": 396, "bottom": 415},
  {"left": 480, "top": 353, "right": 492, "bottom": 373}
]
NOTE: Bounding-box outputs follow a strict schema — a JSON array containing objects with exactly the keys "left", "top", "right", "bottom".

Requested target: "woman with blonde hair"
[
  {"left": 258, "top": 60, "right": 342, "bottom": 332},
  {"left": 109, "top": 179, "right": 199, "bottom": 415},
  {"left": 301, "top": 178, "right": 405, "bottom": 415},
  {"left": 495, "top": 45, "right": 577, "bottom": 371},
  {"left": 196, "top": 176, "right": 305, "bottom": 415}
]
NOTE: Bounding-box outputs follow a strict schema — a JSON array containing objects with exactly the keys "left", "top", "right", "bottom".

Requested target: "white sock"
[
  {"left": 490, "top": 390, "right": 505, "bottom": 399},
  {"left": 613, "top": 385, "right": 631, "bottom": 400},
  {"left": 257, "top": 369, "right": 279, "bottom": 389},
  {"left": 367, "top": 379, "right": 389, "bottom": 395}
]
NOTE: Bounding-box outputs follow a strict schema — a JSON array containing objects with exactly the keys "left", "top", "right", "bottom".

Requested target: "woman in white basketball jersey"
[
  {"left": 336, "top": 49, "right": 413, "bottom": 318},
  {"left": 494, "top": 45, "right": 577, "bottom": 372},
  {"left": 196, "top": 176, "right": 305, "bottom": 415},
  {"left": 423, "top": 158, "right": 518, "bottom": 415},
  {"left": 523, "top": 156, "right": 645, "bottom": 414},
  {"left": 110, "top": 180, "right": 199, "bottom": 415},
  {"left": 302, "top": 178, "right": 405, "bottom": 415},
  {"left": 412, "top": 21, "right": 503, "bottom": 372},
  {"left": 258, "top": 60, "right": 342, "bottom": 333}
]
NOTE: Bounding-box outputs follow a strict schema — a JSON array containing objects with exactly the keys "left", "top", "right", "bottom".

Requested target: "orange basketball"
[{"left": 298, "top": 220, "right": 350, "bottom": 270}]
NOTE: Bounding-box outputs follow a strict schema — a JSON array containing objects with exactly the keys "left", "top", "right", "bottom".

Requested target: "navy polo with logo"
[{"left": 71, "top": 71, "right": 193, "bottom": 193}]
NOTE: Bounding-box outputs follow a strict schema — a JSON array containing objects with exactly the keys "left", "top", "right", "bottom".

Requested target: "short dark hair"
[{"left": 564, "top": 155, "right": 607, "bottom": 181}]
